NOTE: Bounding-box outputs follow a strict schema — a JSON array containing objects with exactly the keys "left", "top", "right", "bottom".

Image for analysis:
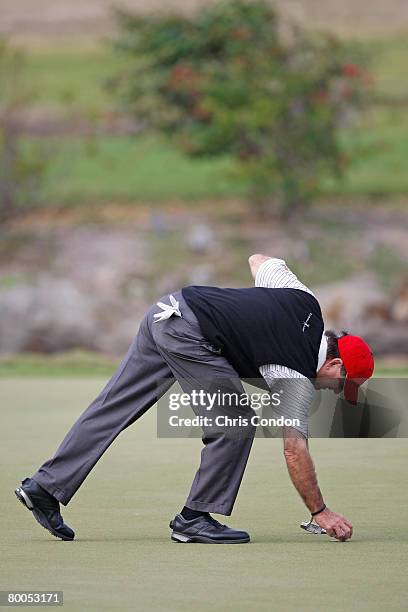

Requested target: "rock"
[
  {"left": 188, "top": 264, "right": 214, "bottom": 285},
  {"left": 52, "top": 228, "right": 148, "bottom": 294},
  {"left": 390, "top": 278, "right": 408, "bottom": 323},
  {"left": 0, "top": 284, "right": 34, "bottom": 353},
  {"left": 186, "top": 224, "right": 215, "bottom": 254},
  {"left": 27, "top": 277, "right": 99, "bottom": 352},
  {"left": 312, "top": 274, "right": 408, "bottom": 355},
  {"left": 313, "top": 274, "right": 386, "bottom": 330},
  {"left": 0, "top": 278, "right": 98, "bottom": 354},
  {"left": 1, "top": 219, "right": 405, "bottom": 359},
  {"left": 0, "top": 225, "right": 152, "bottom": 356},
  {"left": 358, "top": 322, "right": 408, "bottom": 356}
]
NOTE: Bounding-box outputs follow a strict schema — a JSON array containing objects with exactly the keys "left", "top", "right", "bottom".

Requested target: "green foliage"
[
  {"left": 0, "top": 40, "right": 49, "bottom": 222},
  {"left": 113, "top": 0, "right": 370, "bottom": 216}
]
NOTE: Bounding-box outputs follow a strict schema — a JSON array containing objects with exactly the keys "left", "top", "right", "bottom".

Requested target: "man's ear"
[{"left": 325, "top": 357, "right": 343, "bottom": 370}]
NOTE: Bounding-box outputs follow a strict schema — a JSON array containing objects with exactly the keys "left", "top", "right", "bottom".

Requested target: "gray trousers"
[{"left": 33, "top": 291, "right": 256, "bottom": 515}]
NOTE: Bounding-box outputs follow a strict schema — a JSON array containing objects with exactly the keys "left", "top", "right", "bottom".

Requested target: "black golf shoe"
[
  {"left": 15, "top": 477, "right": 75, "bottom": 541},
  {"left": 169, "top": 513, "right": 250, "bottom": 544}
]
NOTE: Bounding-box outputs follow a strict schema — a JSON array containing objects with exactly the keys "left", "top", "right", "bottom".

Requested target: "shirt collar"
[{"left": 317, "top": 333, "right": 328, "bottom": 371}]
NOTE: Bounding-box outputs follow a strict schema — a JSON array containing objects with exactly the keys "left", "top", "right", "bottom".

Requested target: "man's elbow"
[
  {"left": 248, "top": 254, "right": 270, "bottom": 278},
  {"left": 248, "top": 253, "right": 267, "bottom": 266}
]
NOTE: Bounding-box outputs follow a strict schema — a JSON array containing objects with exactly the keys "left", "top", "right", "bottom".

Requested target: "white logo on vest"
[{"left": 302, "top": 313, "right": 312, "bottom": 332}]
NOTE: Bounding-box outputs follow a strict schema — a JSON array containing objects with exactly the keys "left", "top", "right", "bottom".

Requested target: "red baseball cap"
[{"left": 338, "top": 335, "right": 374, "bottom": 404}]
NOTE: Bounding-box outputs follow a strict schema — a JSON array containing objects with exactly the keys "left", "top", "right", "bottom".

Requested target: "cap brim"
[{"left": 343, "top": 377, "right": 365, "bottom": 404}]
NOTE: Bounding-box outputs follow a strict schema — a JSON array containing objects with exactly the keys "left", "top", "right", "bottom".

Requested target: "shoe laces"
[{"left": 206, "top": 515, "right": 226, "bottom": 529}]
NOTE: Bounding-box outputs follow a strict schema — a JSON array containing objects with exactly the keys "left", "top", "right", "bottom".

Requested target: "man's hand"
[
  {"left": 283, "top": 431, "right": 354, "bottom": 541},
  {"left": 314, "top": 508, "right": 353, "bottom": 541}
]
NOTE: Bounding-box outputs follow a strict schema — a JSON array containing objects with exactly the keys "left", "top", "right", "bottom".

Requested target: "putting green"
[{"left": 1, "top": 379, "right": 407, "bottom": 611}]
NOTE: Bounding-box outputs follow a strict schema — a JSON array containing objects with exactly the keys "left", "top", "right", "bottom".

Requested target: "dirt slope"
[{"left": 1, "top": 0, "right": 408, "bottom": 39}]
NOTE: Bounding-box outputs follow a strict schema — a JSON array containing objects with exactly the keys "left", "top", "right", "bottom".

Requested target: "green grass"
[
  {"left": 40, "top": 112, "right": 408, "bottom": 204},
  {"left": 1, "top": 379, "right": 407, "bottom": 611},
  {"left": 40, "top": 109, "right": 408, "bottom": 205},
  {"left": 25, "top": 44, "right": 127, "bottom": 111},
  {"left": 1, "top": 352, "right": 406, "bottom": 378},
  {"left": 329, "top": 108, "right": 408, "bottom": 197},
  {"left": 43, "top": 135, "right": 243, "bottom": 204},
  {"left": 0, "top": 352, "right": 118, "bottom": 378},
  {"left": 359, "top": 36, "right": 408, "bottom": 97}
]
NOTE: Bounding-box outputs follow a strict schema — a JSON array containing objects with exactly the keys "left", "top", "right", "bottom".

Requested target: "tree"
[
  {"left": 113, "top": 0, "right": 370, "bottom": 217},
  {"left": 0, "top": 41, "right": 49, "bottom": 222}
]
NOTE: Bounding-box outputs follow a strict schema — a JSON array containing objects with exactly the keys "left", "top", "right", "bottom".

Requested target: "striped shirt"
[{"left": 256, "top": 258, "right": 320, "bottom": 437}]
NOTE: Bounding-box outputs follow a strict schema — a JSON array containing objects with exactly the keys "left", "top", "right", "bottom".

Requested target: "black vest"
[{"left": 182, "top": 286, "right": 324, "bottom": 384}]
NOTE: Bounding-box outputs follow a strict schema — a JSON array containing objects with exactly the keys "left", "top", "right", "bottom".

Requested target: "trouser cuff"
[
  {"left": 32, "top": 475, "right": 70, "bottom": 506},
  {"left": 185, "top": 498, "right": 232, "bottom": 516}
]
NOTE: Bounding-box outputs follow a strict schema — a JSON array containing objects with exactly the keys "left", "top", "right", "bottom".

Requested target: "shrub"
[{"left": 113, "top": 0, "right": 370, "bottom": 217}]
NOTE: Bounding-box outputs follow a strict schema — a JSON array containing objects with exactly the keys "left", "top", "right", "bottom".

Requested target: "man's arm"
[
  {"left": 248, "top": 253, "right": 315, "bottom": 295},
  {"left": 251, "top": 254, "right": 352, "bottom": 539},
  {"left": 283, "top": 431, "right": 324, "bottom": 511},
  {"left": 283, "top": 430, "right": 353, "bottom": 541}
]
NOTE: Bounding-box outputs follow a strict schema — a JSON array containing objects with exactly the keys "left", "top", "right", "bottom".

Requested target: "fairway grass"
[{"left": 1, "top": 379, "right": 407, "bottom": 611}]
